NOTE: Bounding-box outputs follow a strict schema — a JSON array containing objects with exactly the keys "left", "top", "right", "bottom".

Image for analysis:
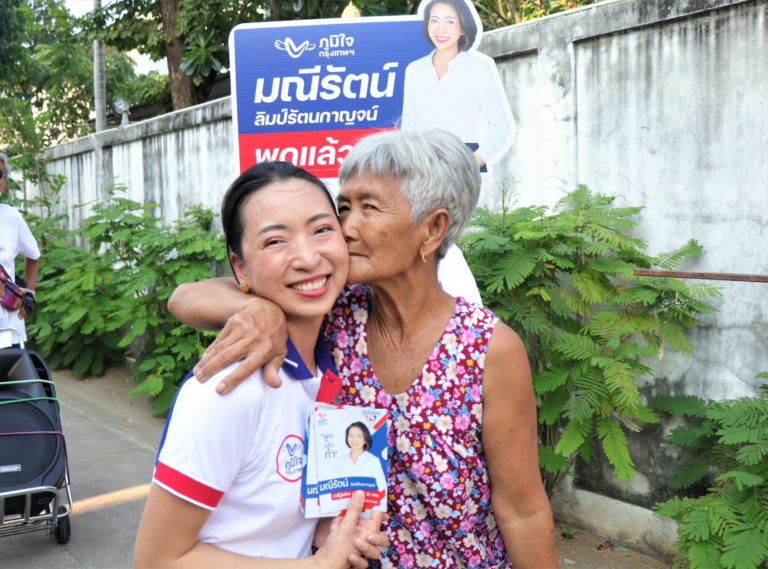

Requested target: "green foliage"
[
  {"left": 655, "top": 380, "right": 768, "bottom": 569},
  {"left": 462, "top": 185, "right": 718, "bottom": 492},
  {"left": 24, "top": 188, "right": 226, "bottom": 416},
  {"left": 0, "top": 0, "right": 93, "bottom": 149},
  {"left": 180, "top": 31, "right": 224, "bottom": 86},
  {"left": 79, "top": 0, "right": 596, "bottom": 110},
  {"left": 0, "top": 0, "right": 168, "bottom": 176}
]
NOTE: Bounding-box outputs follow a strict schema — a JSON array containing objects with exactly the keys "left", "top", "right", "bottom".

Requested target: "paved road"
[{"left": 1, "top": 366, "right": 165, "bottom": 568}]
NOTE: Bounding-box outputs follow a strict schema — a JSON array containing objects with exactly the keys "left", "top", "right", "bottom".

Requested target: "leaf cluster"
[
  {"left": 23, "top": 187, "right": 226, "bottom": 415},
  {"left": 655, "top": 378, "right": 768, "bottom": 569},
  {"left": 0, "top": 0, "right": 93, "bottom": 150},
  {"left": 462, "top": 185, "right": 718, "bottom": 492}
]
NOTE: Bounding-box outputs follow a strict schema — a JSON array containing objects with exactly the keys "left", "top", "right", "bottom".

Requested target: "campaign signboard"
[{"left": 229, "top": 17, "right": 431, "bottom": 180}]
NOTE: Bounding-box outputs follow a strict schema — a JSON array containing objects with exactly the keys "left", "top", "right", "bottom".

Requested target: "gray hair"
[
  {"left": 338, "top": 129, "right": 480, "bottom": 258},
  {"left": 0, "top": 153, "right": 9, "bottom": 174}
]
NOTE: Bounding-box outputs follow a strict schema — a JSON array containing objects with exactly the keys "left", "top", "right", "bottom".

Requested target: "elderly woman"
[
  {"left": 0, "top": 153, "right": 41, "bottom": 349},
  {"left": 169, "top": 130, "right": 558, "bottom": 569}
]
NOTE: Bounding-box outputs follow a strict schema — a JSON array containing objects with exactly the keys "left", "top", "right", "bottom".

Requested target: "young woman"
[
  {"left": 134, "top": 162, "right": 385, "bottom": 569},
  {"left": 400, "top": 0, "right": 514, "bottom": 171}
]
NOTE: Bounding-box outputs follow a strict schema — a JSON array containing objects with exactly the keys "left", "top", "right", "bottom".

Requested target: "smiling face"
[
  {"left": 427, "top": 2, "right": 463, "bottom": 55},
  {"left": 230, "top": 178, "right": 348, "bottom": 325},
  {"left": 337, "top": 173, "right": 425, "bottom": 286},
  {"left": 346, "top": 426, "right": 367, "bottom": 452}
]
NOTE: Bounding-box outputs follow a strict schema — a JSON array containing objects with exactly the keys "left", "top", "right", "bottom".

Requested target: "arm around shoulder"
[
  {"left": 167, "top": 277, "right": 245, "bottom": 331},
  {"left": 482, "top": 322, "right": 558, "bottom": 569}
]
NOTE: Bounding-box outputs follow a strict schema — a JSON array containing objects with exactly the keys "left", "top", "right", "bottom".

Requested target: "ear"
[
  {"left": 230, "top": 252, "right": 249, "bottom": 287},
  {"left": 420, "top": 208, "right": 451, "bottom": 258}
]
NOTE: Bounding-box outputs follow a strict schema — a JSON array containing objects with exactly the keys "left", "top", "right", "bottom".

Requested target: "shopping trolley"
[{"left": 0, "top": 327, "right": 72, "bottom": 544}]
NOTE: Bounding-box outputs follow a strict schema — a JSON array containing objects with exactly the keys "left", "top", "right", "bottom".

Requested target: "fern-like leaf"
[
  {"left": 720, "top": 525, "right": 768, "bottom": 569},
  {"left": 668, "top": 424, "right": 716, "bottom": 447},
  {"left": 687, "top": 542, "right": 723, "bottom": 569},
  {"left": 534, "top": 369, "right": 570, "bottom": 394},
  {"left": 538, "top": 445, "right": 571, "bottom": 475},
  {"left": 497, "top": 250, "right": 539, "bottom": 289},
  {"left": 679, "top": 508, "right": 711, "bottom": 541},
  {"left": 603, "top": 361, "right": 642, "bottom": 410},
  {"left": 597, "top": 416, "right": 636, "bottom": 480},
  {"left": 553, "top": 332, "right": 600, "bottom": 360},
  {"left": 716, "top": 471, "right": 765, "bottom": 491},
  {"left": 669, "top": 456, "right": 712, "bottom": 489},
  {"left": 568, "top": 370, "right": 609, "bottom": 420},
  {"left": 571, "top": 271, "right": 614, "bottom": 304},
  {"left": 555, "top": 417, "right": 592, "bottom": 456},
  {"left": 654, "top": 240, "right": 705, "bottom": 270},
  {"left": 736, "top": 442, "right": 768, "bottom": 466},
  {"left": 654, "top": 394, "right": 709, "bottom": 418}
]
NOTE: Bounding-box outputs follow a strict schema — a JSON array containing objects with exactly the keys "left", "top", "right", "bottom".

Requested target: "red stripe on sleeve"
[{"left": 154, "top": 462, "right": 224, "bottom": 509}]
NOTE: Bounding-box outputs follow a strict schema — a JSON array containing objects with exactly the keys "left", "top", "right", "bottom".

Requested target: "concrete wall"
[
  {"left": 479, "top": 0, "right": 768, "bottom": 556},
  {"left": 41, "top": 98, "right": 236, "bottom": 230},
  {"left": 39, "top": 0, "right": 768, "bottom": 557}
]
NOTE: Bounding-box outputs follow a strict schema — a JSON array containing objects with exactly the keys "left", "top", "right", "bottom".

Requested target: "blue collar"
[{"left": 281, "top": 337, "right": 337, "bottom": 380}]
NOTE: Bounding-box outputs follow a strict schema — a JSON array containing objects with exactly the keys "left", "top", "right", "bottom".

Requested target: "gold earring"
[
  {"left": 420, "top": 250, "right": 427, "bottom": 264},
  {"left": 239, "top": 282, "right": 251, "bottom": 294}
]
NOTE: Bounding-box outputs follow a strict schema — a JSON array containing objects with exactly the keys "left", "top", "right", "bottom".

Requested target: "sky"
[{"left": 64, "top": 0, "right": 167, "bottom": 75}]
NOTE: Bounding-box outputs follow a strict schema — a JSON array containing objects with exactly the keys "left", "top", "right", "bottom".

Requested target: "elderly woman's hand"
[
  {"left": 351, "top": 510, "right": 388, "bottom": 562},
  {"left": 193, "top": 299, "right": 288, "bottom": 394}
]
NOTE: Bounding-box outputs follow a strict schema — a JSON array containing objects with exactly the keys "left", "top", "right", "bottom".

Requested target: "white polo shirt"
[
  {"left": 154, "top": 360, "right": 319, "bottom": 557},
  {"left": 401, "top": 50, "right": 515, "bottom": 166},
  {"left": 0, "top": 204, "right": 41, "bottom": 347}
]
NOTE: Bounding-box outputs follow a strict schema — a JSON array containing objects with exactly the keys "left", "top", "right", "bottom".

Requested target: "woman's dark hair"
[
  {"left": 345, "top": 421, "right": 373, "bottom": 451},
  {"left": 422, "top": 0, "right": 478, "bottom": 52},
  {"left": 221, "top": 161, "right": 335, "bottom": 259}
]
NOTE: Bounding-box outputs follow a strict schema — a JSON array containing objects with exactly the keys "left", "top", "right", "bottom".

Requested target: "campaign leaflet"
[{"left": 301, "top": 404, "right": 389, "bottom": 517}]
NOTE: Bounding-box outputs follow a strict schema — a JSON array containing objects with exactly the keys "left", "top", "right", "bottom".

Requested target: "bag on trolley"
[{"left": 0, "top": 329, "right": 71, "bottom": 543}]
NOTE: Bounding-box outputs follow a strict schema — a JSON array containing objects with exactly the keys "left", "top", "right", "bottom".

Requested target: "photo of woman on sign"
[
  {"left": 340, "top": 422, "right": 387, "bottom": 498},
  {"left": 400, "top": 0, "right": 514, "bottom": 172}
]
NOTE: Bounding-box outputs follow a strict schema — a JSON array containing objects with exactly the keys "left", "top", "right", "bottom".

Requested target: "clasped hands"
[{"left": 314, "top": 491, "right": 389, "bottom": 569}]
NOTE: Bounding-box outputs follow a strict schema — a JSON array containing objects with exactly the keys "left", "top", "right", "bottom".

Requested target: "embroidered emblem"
[{"left": 276, "top": 434, "right": 305, "bottom": 482}]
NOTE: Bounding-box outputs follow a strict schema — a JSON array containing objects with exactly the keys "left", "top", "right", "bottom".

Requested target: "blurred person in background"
[{"left": 0, "top": 152, "right": 40, "bottom": 349}]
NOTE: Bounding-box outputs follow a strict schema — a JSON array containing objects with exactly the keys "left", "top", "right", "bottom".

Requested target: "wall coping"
[
  {"left": 43, "top": 97, "right": 233, "bottom": 161},
  {"left": 480, "top": 0, "right": 749, "bottom": 56}
]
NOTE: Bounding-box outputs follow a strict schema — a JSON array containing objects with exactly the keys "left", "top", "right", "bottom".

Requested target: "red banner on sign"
[{"left": 238, "top": 128, "right": 393, "bottom": 178}]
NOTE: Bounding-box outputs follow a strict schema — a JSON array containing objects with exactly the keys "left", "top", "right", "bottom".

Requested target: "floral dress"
[{"left": 325, "top": 285, "right": 510, "bottom": 569}]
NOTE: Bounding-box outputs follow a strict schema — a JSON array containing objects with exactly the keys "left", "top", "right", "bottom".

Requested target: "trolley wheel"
[{"left": 54, "top": 507, "right": 71, "bottom": 544}]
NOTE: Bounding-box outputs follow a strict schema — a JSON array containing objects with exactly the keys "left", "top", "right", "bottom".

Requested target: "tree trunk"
[{"left": 160, "top": 0, "right": 197, "bottom": 110}]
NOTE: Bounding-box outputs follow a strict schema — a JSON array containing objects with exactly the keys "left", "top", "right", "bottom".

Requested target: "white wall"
[{"left": 482, "top": 0, "right": 768, "bottom": 401}]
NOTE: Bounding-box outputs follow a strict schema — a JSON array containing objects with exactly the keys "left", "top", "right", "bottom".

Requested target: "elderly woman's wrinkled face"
[{"left": 337, "top": 173, "right": 425, "bottom": 285}]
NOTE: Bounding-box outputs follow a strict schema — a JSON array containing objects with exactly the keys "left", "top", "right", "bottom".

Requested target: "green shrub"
[
  {"left": 654, "top": 375, "right": 768, "bottom": 569},
  {"left": 25, "top": 188, "right": 226, "bottom": 415},
  {"left": 461, "top": 186, "right": 720, "bottom": 492}
]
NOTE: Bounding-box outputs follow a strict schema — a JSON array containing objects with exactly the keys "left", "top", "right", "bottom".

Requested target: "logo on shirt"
[{"left": 276, "top": 434, "right": 305, "bottom": 482}]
